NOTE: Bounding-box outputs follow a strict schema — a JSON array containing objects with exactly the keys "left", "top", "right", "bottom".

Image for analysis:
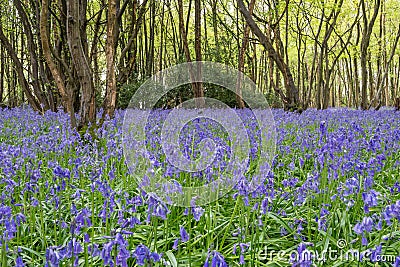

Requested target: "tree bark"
[
  {"left": 40, "top": 0, "right": 77, "bottom": 127},
  {"left": 103, "top": 0, "right": 118, "bottom": 120},
  {"left": 0, "top": 23, "right": 41, "bottom": 111},
  {"left": 116, "top": 0, "right": 148, "bottom": 85},
  {"left": 321, "top": 0, "right": 344, "bottom": 109},
  {"left": 0, "top": 45, "right": 4, "bottom": 104},
  {"left": 178, "top": 0, "right": 205, "bottom": 108},
  {"left": 15, "top": 0, "right": 50, "bottom": 110},
  {"left": 237, "top": 0, "right": 300, "bottom": 111},
  {"left": 236, "top": 0, "right": 256, "bottom": 108},
  {"left": 369, "top": 24, "right": 400, "bottom": 109},
  {"left": 194, "top": 0, "right": 205, "bottom": 108},
  {"left": 66, "top": 0, "right": 96, "bottom": 129},
  {"left": 360, "top": 0, "right": 380, "bottom": 110}
]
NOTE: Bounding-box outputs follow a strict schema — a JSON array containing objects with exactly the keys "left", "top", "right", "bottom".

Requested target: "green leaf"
[{"left": 165, "top": 251, "right": 178, "bottom": 267}]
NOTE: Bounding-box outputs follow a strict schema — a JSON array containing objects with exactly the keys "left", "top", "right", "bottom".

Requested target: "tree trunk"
[
  {"left": 212, "top": 0, "right": 220, "bottom": 61},
  {"left": 0, "top": 23, "right": 41, "bottom": 111},
  {"left": 237, "top": 0, "right": 300, "bottom": 111},
  {"left": 103, "top": 0, "right": 118, "bottom": 120},
  {"left": 14, "top": 0, "right": 50, "bottom": 110},
  {"left": 307, "top": 4, "right": 324, "bottom": 109},
  {"left": 159, "top": 2, "right": 165, "bottom": 72},
  {"left": 369, "top": 23, "right": 400, "bottom": 109},
  {"left": 145, "top": 0, "right": 155, "bottom": 77},
  {"left": 178, "top": 0, "right": 205, "bottom": 108},
  {"left": 40, "top": 0, "right": 76, "bottom": 127},
  {"left": 0, "top": 45, "right": 4, "bottom": 104},
  {"left": 116, "top": 0, "right": 148, "bottom": 85},
  {"left": 236, "top": 0, "right": 256, "bottom": 108},
  {"left": 194, "top": 0, "right": 205, "bottom": 108},
  {"left": 66, "top": 0, "right": 96, "bottom": 129},
  {"left": 360, "top": 0, "right": 380, "bottom": 110}
]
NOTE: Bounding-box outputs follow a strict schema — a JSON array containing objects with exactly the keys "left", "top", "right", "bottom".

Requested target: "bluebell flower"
[
  {"left": 204, "top": 250, "right": 227, "bottom": 267},
  {"left": 132, "top": 244, "right": 161, "bottom": 266},
  {"left": 15, "top": 256, "right": 24, "bottom": 267},
  {"left": 172, "top": 238, "right": 179, "bottom": 250},
  {"left": 53, "top": 165, "right": 70, "bottom": 178},
  {"left": 353, "top": 223, "right": 364, "bottom": 235},
  {"left": 120, "top": 216, "right": 141, "bottom": 228},
  {"left": 101, "top": 240, "right": 115, "bottom": 266},
  {"left": 370, "top": 244, "right": 382, "bottom": 262},
  {"left": 280, "top": 227, "right": 288, "bottom": 236},
  {"left": 116, "top": 246, "right": 130, "bottom": 267},
  {"left": 353, "top": 216, "right": 374, "bottom": 237},
  {"left": 88, "top": 244, "right": 100, "bottom": 257},
  {"left": 320, "top": 120, "right": 327, "bottom": 136},
  {"left": 239, "top": 254, "right": 245, "bottom": 264},
  {"left": 290, "top": 243, "right": 313, "bottom": 267},
  {"left": 191, "top": 205, "right": 205, "bottom": 221},
  {"left": 115, "top": 233, "right": 128, "bottom": 247},
  {"left": 83, "top": 233, "right": 90, "bottom": 243},
  {"left": 362, "top": 190, "right": 378, "bottom": 213},
  {"left": 150, "top": 252, "right": 161, "bottom": 262},
  {"left": 362, "top": 236, "right": 368, "bottom": 246},
  {"left": 146, "top": 194, "right": 170, "bottom": 222},
  {"left": 68, "top": 238, "right": 83, "bottom": 257},
  {"left": 393, "top": 256, "right": 400, "bottom": 267},
  {"left": 362, "top": 217, "right": 374, "bottom": 232},
  {"left": 45, "top": 247, "right": 61, "bottom": 267},
  {"left": 180, "top": 226, "right": 189, "bottom": 242},
  {"left": 232, "top": 243, "right": 249, "bottom": 265}
]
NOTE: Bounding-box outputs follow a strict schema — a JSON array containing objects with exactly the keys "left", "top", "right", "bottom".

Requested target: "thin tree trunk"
[
  {"left": 212, "top": 0, "right": 220, "bottom": 61},
  {"left": 307, "top": 5, "right": 324, "bottom": 109},
  {"left": 178, "top": 0, "right": 204, "bottom": 108},
  {"left": 146, "top": 0, "right": 155, "bottom": 77},
  {"left": 0, "top": 23, "right": 41, "bottom": 111},
  {"left": 103, "top": 0, "right": 118, "bottom": 120},
  {"left": 369, "top": 23, "right": 400, "bottom": 109},
  {"left": 159, "top": 1, "right": 165, "bottom": 72},
  {"left": 236, "top": 0, "right": 256, "bottom": 108},
  {"left": 15, "top": 0, "right": 50, "bottom": 110},
  {"left": 360, "top": 0, "right": 380, "bottom": 110},
  {"left": 0, "top": 45, "right": 4, "bottom": 104},
  {"left": 40, "top": 0, "right": 76, "bottom": 127},
  {"left": 66, "top": 0, "right": 96, "bottom": 129},
  {"left": 194, "top": 0, "right": 205, "bottom": 108},
  {"left": 116, "top": 0, "right": 148, "bottom": 85},
  {"left": 237, "top": 0, "right": 300, "bottom": 111}
]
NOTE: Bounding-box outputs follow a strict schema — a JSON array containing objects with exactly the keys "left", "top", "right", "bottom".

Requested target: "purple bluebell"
[
  {"left": 393, "top": 256, "right": 400, "bottom": 267},
  {"left": 290, "top": 243, "right": 313, "bottom": 267},
  {"left": 370, "top": 244, "right": 382, "bottom": 262},
  {"left": 15, "top": 256, "right": 24, "bottom": 267},
  {"left": 173, "top": 238, "right": 179, "bottom": 250},
  {"left": 180, "top": 226, "right": 189, "bottom": 242},
  {"left": 204, "top": 250, "right": 227, "bottom": 267},
  {"left": 132, "top": 244, "right": 161, "bottom": 266}
]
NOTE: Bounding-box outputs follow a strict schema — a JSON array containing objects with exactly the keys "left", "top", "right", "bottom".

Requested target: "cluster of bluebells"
[
  {"left": 204, "top": 250, "right": 228, "bottom": 267},
  {"left": 46, "top": 237, "right": 161, "bottom": 267},
  {"left": 290, "top": 243, "right": 313, "bottom": 267},
  {"left": 232, "top": 243, "right": 250, "bottom": 265},
  {"left": 1, "top": 107, "right": 400, "bottom": 266},
  {"left": 45, "top": 238, "right": 83, "bottom": 267}
]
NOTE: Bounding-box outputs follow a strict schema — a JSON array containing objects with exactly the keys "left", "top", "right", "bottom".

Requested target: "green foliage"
[
  {"left": 117, "top": 80, "right": 144, "bottom": 109},
  {"left": 117, "top": 81, "right": 249, "bottom": 109},
  {"left": 264, "top": 91, "right": 284, "bottom": 109}
]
